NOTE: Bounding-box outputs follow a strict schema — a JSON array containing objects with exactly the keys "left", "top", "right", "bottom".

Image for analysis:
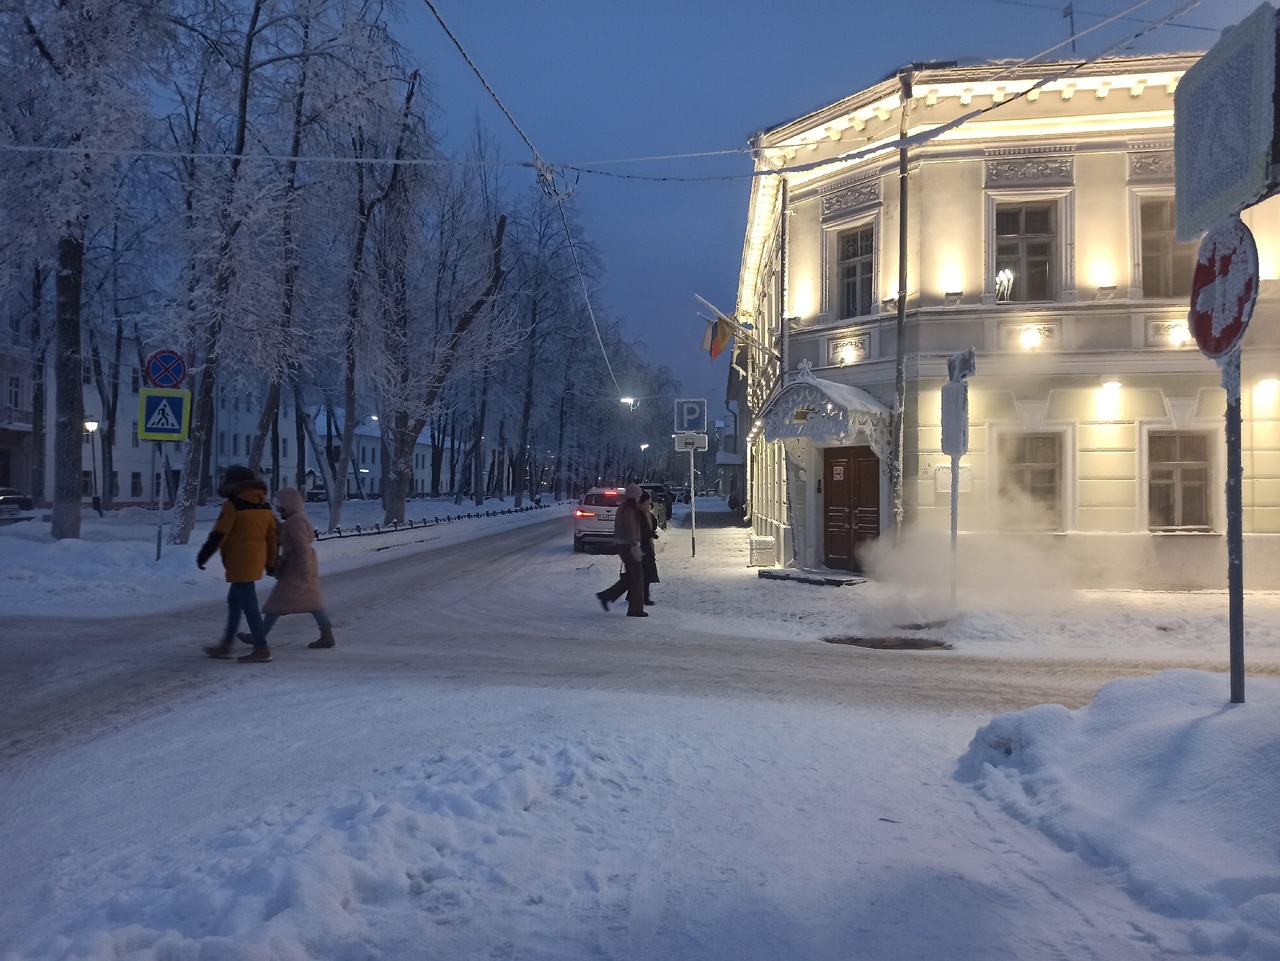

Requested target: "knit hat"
[
  {"left": 224, "top": 464, "right": 255, "bottom": 484},
  {"left": 623, "top": 483, "right": 643, "bottom": 500}
]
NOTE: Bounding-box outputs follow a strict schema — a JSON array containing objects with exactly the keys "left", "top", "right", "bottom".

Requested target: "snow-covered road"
[
  {"left": 1, "top": 515, "right": 1228, "bottom": 761},
  {"left": 4, "top": 514, "right": 1279, "bottom": 959}
]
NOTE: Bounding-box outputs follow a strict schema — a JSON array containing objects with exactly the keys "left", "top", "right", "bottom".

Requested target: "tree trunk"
[
  {"left": 29, "top": 263, "right": 47, "bottom": 506},
  {"left": 51, "top": 236, "right": 85, "bottom": 540}
]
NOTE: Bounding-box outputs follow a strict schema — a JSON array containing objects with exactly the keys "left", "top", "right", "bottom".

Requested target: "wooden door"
[{"left": 823, "top": 446, "right": 881, "bottom": 572}]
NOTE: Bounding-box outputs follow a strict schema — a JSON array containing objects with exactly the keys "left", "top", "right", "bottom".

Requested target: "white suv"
[{"left": 573, "top": 487, "right": 624, "bottom": 552}]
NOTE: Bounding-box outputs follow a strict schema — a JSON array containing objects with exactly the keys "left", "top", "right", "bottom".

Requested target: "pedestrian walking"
[
  {"left": 237, "top": 487, "right": 336, "bottom": 649},
  {"left": 198, "top": 465, "right": 278, "bottom": 663},
  {"left": 638, "top": 490, "right": 660, "bottom": 606},
  {"left": 595, "top": 482, "right": 647, "bottom": 617}
]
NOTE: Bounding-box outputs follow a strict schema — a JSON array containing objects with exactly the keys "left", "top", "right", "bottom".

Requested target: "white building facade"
[{"left": 736, "top": 54, "right": 1280, "bottom": 590}]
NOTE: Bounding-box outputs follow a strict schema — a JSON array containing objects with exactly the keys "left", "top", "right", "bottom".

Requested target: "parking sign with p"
[{"left": 674, "top": 398, "right": 707, "bottom": 434}]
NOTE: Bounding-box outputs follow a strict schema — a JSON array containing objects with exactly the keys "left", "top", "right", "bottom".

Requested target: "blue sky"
[{"left": 393, "top": 0, "right": 1259, "bottom": 409}]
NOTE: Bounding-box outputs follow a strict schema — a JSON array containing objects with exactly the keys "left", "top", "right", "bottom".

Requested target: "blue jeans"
[
  {"left": 262, "top": 609, "right": 332, "bottom": 635},
  {"left": 223, "top": 582, "right": 267, "bottom": 647}
]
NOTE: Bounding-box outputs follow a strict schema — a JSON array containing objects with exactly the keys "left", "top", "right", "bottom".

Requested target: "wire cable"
[
  {"left": 989, "top": 0, "right": 1219, "bottom": 32},
  {"left": 416, "top": 0, "right": 622, "bottom": 394}
]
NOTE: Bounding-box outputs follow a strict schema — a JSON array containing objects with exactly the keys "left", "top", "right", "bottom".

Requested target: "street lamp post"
[
  {"left": 83, "top": 418, "right": 103, "bottom": 517},
  {"left": 640, "top": 443, "right": 649, "bottom": 480}
]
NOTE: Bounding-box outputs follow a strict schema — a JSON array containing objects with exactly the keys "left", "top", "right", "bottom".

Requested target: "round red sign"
[{"left": 1188, "top": 217, "right": 1259, "bottom": 359}]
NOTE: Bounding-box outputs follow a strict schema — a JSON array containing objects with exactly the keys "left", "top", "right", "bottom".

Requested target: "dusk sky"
[{"left": 395, "top": 0, "right": 1256, "bottom": 415}]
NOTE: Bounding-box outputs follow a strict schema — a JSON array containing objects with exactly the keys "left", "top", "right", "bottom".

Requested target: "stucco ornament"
[{"left": 758, "top": 364, "right": 891, "bottom": 459}]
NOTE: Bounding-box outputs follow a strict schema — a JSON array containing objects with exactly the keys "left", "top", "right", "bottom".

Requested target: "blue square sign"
[
  {"left": 674, "top": 398, "right": 707, "bottom": 433},
  {"left": 138, "top": 388, "right": 192, "bottom": 441}
]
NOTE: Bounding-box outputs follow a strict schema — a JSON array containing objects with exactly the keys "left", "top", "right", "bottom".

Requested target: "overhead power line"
[{"left": 418, "top": 0, "right": 622, "bottom": 395}]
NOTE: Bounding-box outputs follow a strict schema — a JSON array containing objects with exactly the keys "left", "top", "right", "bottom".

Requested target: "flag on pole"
[{"left": 701, "top": 316, "right": 736, "bottom": 360}]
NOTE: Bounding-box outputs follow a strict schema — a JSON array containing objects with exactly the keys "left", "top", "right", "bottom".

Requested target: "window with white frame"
[
  {"left": 994, "top": 204, "right": 1055, "bottom": 302},
  {"left": 836, "top": 224, "right": 875, "bottom": 319},
  {"left": 7, "top": 375, "right": 19, "bottom": 409},
  {"left": 232, "top": 434, "right": 239, "bottom": 456},
  {"left": 998, "top": 432, "right": 1063, "bottom": 531},
  {"left": 131, "top": 420, "right": 139, "bottom": 448},
  {"left": 219, "top": 432, "right": 227, "bottom": 456},
  {"left": 1148, "top": 431, "right": 1210, "bottom": 530},
  {"left": 1139, "top": 198, "right": 1196, "bottom": 300},
  {"left": 131, "top": 472, "right": 143, "bottom": 497}
]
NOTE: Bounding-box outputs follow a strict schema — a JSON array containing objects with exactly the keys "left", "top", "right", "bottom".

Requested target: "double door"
[{"left": 823, "top": 446, "right": 880, "bottom": 573}]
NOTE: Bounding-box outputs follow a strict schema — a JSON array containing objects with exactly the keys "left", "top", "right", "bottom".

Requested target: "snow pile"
[{"left": 958, "top": 670, "right": 1280, "bottom": 960}]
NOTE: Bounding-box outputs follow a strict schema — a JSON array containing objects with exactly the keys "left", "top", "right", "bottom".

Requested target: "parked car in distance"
[
  {"left": 639, "top": 483, "right": 671, "bottom": 529},
  {"left": 304, "top": 488, "right": 327, "bottom": 502},
  {"left": 0, "top": 487, "right": 33, "bottom": 522},
  {"left": 0, "top": 487, "right": 33, "bottom": 510},
  {"left": 574, "top": 487, "right": 624, "bottom": 552}
]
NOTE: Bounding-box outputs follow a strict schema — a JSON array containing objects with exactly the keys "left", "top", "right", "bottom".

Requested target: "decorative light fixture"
[
  {"left": 995, "top": 268, "right": 1015, "bottom": 303},
  {"left": 838, "top": 342, "right": 858, "bottom": 366},
  {"left": 1100, "top": 377, "right": 1122, "bottom": 391},
  {"left": 881, "top": 292, "right": 898, "bottom": 309},
  {"left": 1168, "top": 323, "right": 1191, "bottom": 347},
  {"left": 1018, "top": 326, "right": 1043, "bottom": 351},
  {"left": 1095, "top": 285, "right": 1118, "bottom": 301},
  {"left": 944, "top": 291, "right": 964, "bottom": 307},
  {"left": 83, "top": 418, "right": 99, "bottom": 433}
]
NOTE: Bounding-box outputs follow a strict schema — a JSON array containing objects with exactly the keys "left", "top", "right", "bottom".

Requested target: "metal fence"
[{"left": 314, "top": 502, "right": 555, "bottom": 540}]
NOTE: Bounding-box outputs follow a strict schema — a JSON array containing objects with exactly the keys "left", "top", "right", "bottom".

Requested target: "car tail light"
[{"left": 575, "top": 509, "right": 596, "bottom": 518}]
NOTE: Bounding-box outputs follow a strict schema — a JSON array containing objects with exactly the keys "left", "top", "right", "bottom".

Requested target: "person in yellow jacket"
[{"left": 198, "top": 465, "right": 279, "bottom": 663}]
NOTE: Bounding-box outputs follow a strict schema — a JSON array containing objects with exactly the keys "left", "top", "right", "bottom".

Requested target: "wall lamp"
[
  {"left": 944, "top": 291, "right": 963, "bottom": 307},
  {"left": 1095, "top": 285, "right": 1117, "bottom": 301}
]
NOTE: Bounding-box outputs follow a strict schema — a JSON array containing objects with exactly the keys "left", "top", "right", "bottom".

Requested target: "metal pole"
[
  {"left": 90, "top": 430, "right": 102, "bottom": 516},
  {"left": 891, "top": 69, "right": 912, "bottom": 544},
  {"left": 1224, "top": 349, "right": 1245, "bottom": 702},
  {"left": 689, "top": 447, "right": 696, "bottom": 558},
  {"left": 950, "top": 453, "right": 960, "bottom": 605},
  {"left": 155, "top": 440, "right": 163, "bottom": 560},
  {"left": 156, "top": 442, "right": 165, "bottom": 562}
]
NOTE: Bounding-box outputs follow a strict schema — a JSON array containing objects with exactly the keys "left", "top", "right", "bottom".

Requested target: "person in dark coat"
[
  {"left": 638, "top": 490, "right": 660, "bottom": 606},
  {"left": 198, "top": 465, "right": 278, "bottom": 663},
  {"left": 595, "top": 483, "right": 647, "bottom": 617}
]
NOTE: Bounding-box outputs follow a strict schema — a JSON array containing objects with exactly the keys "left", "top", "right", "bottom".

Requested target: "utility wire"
[
  {"left": 417, "top": 0, "right": 622, "bottom": 395},
  {"left": 989, "top": 0, "right": 1220, "bottom": 31}
]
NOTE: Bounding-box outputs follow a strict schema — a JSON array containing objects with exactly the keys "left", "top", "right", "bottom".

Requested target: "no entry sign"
[
  {"left": 1189, "top": 217, "right": 1260, "bottom": 360},
  {"left": 145, "top": 349, "right": 187, "bottom": 389}
]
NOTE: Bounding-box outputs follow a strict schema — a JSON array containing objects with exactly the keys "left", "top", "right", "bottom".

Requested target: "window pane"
[
  {"left": 1181, "top": 472, "right": 1209, "bottom": 527},
  {"left": 1023, "top": 207, "right": 1051, "bottom": 234},
  {"left": 996, "top": 210, "right": 1020, "bottom": 236}
]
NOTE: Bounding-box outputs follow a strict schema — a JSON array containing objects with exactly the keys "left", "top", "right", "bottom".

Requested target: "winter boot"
[
  {"left": 237, "top": 646, "right": 272, "bottom": 664},
  {"left": 203, "top": 641, "right": 235, "bottom": 659},
  {"left": 308, "top": 627, "right": 336, "bottom": 649}
]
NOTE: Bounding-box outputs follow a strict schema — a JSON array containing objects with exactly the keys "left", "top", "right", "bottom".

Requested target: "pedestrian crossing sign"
[{"left": 138, "top": 388, "right": 191, "bottom": 441}]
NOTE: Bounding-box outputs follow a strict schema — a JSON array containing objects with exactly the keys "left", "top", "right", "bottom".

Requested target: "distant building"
[{"left": 735, "top": 54, "right": 1280, "bottom": 589}]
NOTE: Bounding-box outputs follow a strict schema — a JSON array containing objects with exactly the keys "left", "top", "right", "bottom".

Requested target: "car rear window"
[{"left": 582, "top": 492, "right": 620, "bottom": 507}]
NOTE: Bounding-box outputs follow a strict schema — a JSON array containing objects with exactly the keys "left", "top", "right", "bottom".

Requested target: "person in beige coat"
[{"left": 238, "top": 487, "right": 336, "bottom": 649}]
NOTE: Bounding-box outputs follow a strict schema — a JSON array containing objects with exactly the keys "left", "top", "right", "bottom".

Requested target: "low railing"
[
  {"left": 314, "top": 501, "right": 557, "bottom": 540},
  {"left": 0, "top": 405, "right": 34, "bottom": 428}
]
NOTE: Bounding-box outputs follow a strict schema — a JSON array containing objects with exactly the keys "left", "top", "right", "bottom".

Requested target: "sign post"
[
  {"left": 142, "top": 349, "right": 189, "bottom": 561},
  {"left": 941, "top": 348, "right": 976, "bottom": 604},
  {"left": 675, "top": 431, "right": 708, "bottom": 556},
  {"left": 1189, "top": 216, "right": 1260, "bottom": 704}
]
